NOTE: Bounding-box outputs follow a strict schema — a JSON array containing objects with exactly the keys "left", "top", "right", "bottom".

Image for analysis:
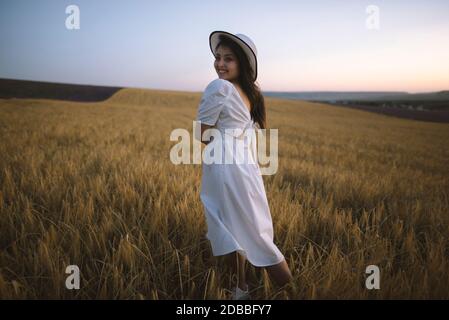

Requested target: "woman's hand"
[{"left": 200, "top": 123, "right": 214, "bottom": 145}]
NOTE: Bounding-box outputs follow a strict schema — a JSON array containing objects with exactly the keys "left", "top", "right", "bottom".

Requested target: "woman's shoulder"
[{"left": 204, "top": 78, "right": 234, "bottom": 97}]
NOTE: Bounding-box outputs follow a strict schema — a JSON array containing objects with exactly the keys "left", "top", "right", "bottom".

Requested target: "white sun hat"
[{"left": 209, "top": 30, "right": 258, "bottom": 82}]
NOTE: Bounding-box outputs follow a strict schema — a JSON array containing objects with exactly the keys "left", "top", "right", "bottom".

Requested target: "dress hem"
[{"left": 210, "top": 246, "right": 285, "bottom": 268}]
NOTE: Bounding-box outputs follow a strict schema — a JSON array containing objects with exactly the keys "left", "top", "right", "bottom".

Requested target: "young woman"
[{"left": 196, "top": 31, "right": 293, "bottom": 300}]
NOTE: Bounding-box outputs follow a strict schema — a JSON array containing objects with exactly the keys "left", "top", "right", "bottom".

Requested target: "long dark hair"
[{"left": 215, "top": 35, "right": 267, "bottom": 129}]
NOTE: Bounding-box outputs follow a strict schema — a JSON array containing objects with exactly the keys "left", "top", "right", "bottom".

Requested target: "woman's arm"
[{"left": 200, "top": 123, "right": 214, "bottom": 145}]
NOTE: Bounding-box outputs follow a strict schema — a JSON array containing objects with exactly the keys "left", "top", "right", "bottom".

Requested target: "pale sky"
[{"left": 0, "top": 0, "right": 448, "bottom": 93}]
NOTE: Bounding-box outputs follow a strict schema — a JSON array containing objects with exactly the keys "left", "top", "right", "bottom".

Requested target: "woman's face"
[{"left": 214, "top": 45, "right": 239, "bottom": 82}]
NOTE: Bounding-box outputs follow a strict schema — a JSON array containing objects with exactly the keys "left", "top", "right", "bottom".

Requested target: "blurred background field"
[{"left": 0, "top": 87, "right": 448, "bottom": 299}]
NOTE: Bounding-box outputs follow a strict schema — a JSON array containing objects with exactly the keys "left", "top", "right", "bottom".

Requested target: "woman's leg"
[
  {"left": 265, "top": 259, "right": 293, "bottom": 288},
  {"left": 222, "top": 251, "right": 248, "bottom": 290}
]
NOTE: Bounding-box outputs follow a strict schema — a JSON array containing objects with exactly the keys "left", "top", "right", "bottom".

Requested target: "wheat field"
[{"left": 0, "top": 88, "right": 448, "bottom": 299}]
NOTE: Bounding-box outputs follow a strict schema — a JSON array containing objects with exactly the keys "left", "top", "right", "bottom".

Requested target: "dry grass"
[{"left": 0, "top": 88, "right": 448, "bottom": 299}]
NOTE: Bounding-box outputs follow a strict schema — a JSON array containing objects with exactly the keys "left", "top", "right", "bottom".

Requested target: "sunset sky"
[{"left": 1, "top": 0, "right": 448, "bottom": 93}]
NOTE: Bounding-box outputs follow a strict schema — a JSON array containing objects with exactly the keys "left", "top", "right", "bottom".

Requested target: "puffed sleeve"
[{"left": 196, "top": 79, "right": 232, "bottom": 126}]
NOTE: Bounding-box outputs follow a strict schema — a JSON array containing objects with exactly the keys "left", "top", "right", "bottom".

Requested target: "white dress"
[{"left": 196, "top": 78, "right": 285, "bottom": 267}]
